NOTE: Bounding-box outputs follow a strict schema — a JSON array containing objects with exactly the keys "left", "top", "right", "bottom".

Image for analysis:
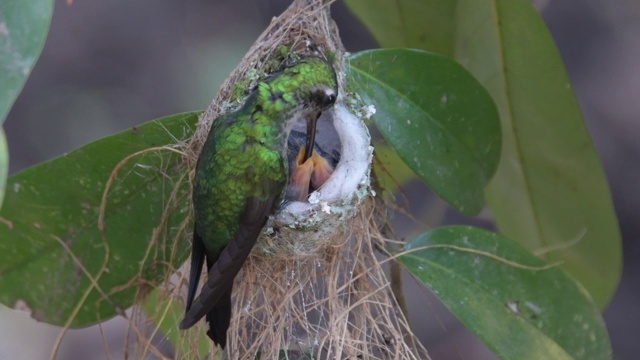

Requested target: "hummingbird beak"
[{"left": 302, "top": 110, "right": 321, "bottom": 162}]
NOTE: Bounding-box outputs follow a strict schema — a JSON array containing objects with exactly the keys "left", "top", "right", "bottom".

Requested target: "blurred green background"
[{"left": 1, "top": 0, "right": 639, "bottom": 359}]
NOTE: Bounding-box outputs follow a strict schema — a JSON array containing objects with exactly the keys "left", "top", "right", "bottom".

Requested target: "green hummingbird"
[{"left": 180, "top": 57, "right": 338, "bottom": 348}]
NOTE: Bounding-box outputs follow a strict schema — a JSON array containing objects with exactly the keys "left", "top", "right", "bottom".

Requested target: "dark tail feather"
[
  {"left": 185, "top": 229, "right": 205, "bottom": 312},
  {"left": 205, "top": 286, "right": 232, "bottom": 349}
]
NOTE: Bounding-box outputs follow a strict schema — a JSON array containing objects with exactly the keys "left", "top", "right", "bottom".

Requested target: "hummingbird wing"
[
  {"left": 180, "top": 177, "right": 283, "bottom": 330},
  {"left": 184, "top": 229, "right": 205, "bottom": 312}
]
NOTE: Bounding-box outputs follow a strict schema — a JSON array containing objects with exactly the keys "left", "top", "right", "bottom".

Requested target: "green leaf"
[
  {"left": 401, "top": 226, "right": 611, "bottom": 360},
  {"left": 0, "top": 128, "right": 7, "bottom": 207},
  {"left": 348, "top": 48, "right": 501, "bottom": 215},
  {"left": 370, "top": 140, "right": 417, "bottom": 196},
  {"left": 0, "top": 0, "right": 53, "bottom": 123},
  {"left": 454, "top": 0, "right": 621, "bottom": 307},
  {"left": 344, "top": 0, "right": 457, "bottom": 56},
  {"left": 0, "top": 112, "right": 199, "bottom": 327}
]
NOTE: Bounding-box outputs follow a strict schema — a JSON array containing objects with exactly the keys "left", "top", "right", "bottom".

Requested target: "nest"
[{"left": 179, "top": 0, "right": 430, "bottom": 358}]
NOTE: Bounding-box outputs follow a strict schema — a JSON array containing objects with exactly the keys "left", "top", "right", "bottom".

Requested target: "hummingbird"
[{"left": 180, "top": 57, "right": 338, "bottom": 348}]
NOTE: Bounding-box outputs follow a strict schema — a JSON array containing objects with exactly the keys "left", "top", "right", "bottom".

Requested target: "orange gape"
[{"left": 289, "top": 146, "right": 336, "bottom": 201}]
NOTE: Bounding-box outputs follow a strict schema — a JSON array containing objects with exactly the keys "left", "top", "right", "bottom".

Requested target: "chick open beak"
[
  {"left": 310, "top": 150, "right": 335, "bottom": 190},
  {"left": 286, "top": 110, "right": 337, "bottom": 202},
  {"left": 288, "top": 148, "right": 315, "bottom": 202}
]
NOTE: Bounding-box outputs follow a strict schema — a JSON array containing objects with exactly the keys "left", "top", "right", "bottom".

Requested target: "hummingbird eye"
[
  {"left": 310, "top": 89, "right": 337, "bottom": 110},
  {"left": 325, "top": 93, "right": 337, "bottom": 106}
]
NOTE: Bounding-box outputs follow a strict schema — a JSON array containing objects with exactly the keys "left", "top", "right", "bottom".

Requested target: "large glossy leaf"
[
  {"left": 348, "top": 48, "right": 501, "bottom": 215},
  {"left": 454, "top": 0, "right": 621, "bottom": 307},
  {"left": 401, "top": 226, "right": 611, "bottom": 360},
  {"left": 344, "top": 0, "right": 457, "bottom": 56},
  {"left": 0, "top": 0, "right": 53, "bottom": 123},
  {"left": 0, "top": 112, "right": 199, "bottom": 327}
]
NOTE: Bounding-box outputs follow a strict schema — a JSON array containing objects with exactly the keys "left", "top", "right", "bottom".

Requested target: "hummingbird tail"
[
  {"left": 205, "top": 287, "right": 232, "bottom": 349},
  {"left": 185, "top": 230, "right": 205, "bottom": 312}
]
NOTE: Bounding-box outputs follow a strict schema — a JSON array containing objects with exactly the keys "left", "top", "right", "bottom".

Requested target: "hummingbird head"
[
  {"left": 253, "top": 57, "right": 339, "bottom": 162},
  {"left": 306, "top": 85, "right": 337, "bottom": 112},
  {"left": 254, "top": 57, "right": 338, "bottom": 120},
  {"left": 281, "top": 57, "right": 339, "bottom": 113}
]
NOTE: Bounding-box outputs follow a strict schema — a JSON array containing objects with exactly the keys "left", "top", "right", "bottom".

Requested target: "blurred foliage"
[
  {"left": 344, "top": 0, "right": 457, "bottom": 56},
  {"left": 0, "top": 0, "right": 52, "bottom": 124},
  {"left": 0, "top": 0, "right": 53, "bottom": 207}
]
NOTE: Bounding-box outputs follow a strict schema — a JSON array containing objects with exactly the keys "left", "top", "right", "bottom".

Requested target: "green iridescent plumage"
[{"left": 180, "top": 57, "right": 338, "bottom": 348}]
